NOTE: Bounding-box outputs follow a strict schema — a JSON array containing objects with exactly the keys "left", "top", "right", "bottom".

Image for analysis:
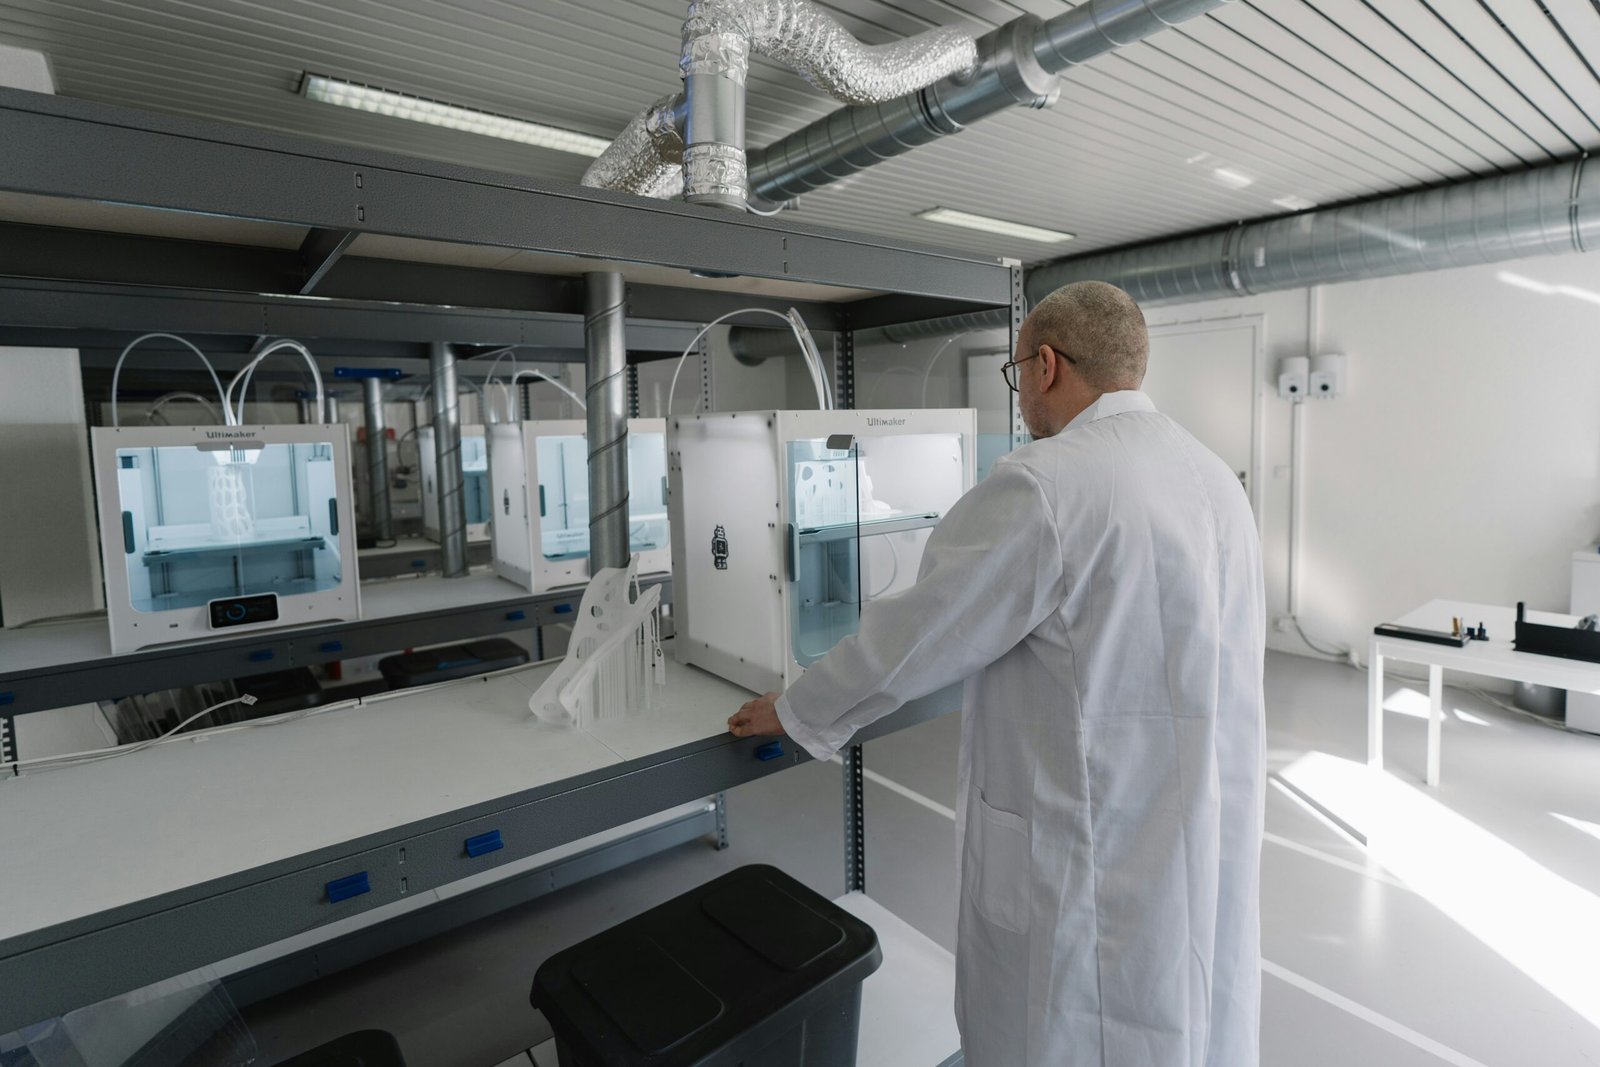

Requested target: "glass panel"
[
  {"left": 116, "top": 441, "right": 343, "bottom": 614},
  {"left": 536, "top": 434, "right": 590, "bottom": 560},
  {"left": 787, "top": 431, "right": 968, "bottom": 667},
  {"left": 976, "top": 432, "right": 1030, "bottom": 482},
  {"left": 788, "top": 438, "right": 862, "bottom": 667},
  {"left": 461, "top": 431, "right": 491, "bottom": 525},
  {"left": 627, "top": 430, "right": 670, "bottom": 554}
]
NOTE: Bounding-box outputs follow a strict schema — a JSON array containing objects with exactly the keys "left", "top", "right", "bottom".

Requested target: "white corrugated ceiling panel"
[{"left": 1, "top": 0, "right": 1599, "bottom": 267}]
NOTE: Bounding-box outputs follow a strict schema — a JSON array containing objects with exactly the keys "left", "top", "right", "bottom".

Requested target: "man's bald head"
[{"left": 1022, "top": 281, "right": 1148, "bottom": 392}]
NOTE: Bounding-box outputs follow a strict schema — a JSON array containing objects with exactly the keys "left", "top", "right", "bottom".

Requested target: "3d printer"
[
  {"left": 90, "top": 425, "right": 361, "bottom": 653},
  {"left": 487, "top": 418, "right": 671, "bottom": 593},
  {"left": 668, "top": 409, "right": 975, "bottom": 694}
]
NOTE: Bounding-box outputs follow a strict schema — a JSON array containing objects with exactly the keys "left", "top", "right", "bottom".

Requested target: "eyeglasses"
[{"left": 1001, "top": 345, "right": 1075, "bottom": 392}]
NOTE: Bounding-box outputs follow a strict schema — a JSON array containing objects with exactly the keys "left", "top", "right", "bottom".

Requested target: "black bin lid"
[{"left": 531, "top": 865, "right": 882, "bottom": 1066}]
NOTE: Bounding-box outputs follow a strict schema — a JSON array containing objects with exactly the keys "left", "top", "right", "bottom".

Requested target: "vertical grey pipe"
[
  {"left": 297, "top": 397, "right": 317, "bottom": 424},
  {"left": 585, "top": 272, "right": 630, "bottom": 573},
  {"left": 323, "top": 395, "right": 341, "bottom": 424},
  {"left": 362, "top": 377, "right": 394, "bottom": 544},
  {"left": 429, "top": 342, "right": 469, "bottom": 577}
]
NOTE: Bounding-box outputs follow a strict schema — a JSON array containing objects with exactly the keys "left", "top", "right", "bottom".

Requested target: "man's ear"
[{"left": 1038, "top": 343, "right": 1059, "bottom": 389}]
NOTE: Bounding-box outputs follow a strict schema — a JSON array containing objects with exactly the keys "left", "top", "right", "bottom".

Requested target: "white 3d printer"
[
  {"left": 419, "top": 424, "right": 492, "bottom": 543},
  {"left": 487, "top": 418, "right": 671, "bottom": 592},
  {"left": 90, "top": 424, "right": 362, "bottom": 653},
  {"left": 668, "top": 409, "right": 975, "bottom": 694}
]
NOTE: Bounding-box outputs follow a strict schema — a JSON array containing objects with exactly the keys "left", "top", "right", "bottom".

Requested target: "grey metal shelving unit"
[{"left": 0, "top": 86, "right": 1023, "bottom": 1035}]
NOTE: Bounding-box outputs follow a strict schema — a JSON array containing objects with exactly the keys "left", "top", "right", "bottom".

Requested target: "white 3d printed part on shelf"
[
  {"left": 526, "top": 555, "right": 666, "bottom": 729},
  {"left": 669, "top": 409, "right": 975, "bottom": 693},
  {"left": 89, "top": 425, "right": 362, "bottom": 654},
  {"left": 488, "top": 418, "right": 671, "bottom": 593}
]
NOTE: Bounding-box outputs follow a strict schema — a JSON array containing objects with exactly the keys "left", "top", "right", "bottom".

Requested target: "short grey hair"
[{"left": 1023, "top": 281, "right": 1148, "bottom": 390}]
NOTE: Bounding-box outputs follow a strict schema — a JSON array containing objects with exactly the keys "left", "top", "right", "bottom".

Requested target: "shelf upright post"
[{"left": 430, "top": 341, "right": 469, "bottom": 577}]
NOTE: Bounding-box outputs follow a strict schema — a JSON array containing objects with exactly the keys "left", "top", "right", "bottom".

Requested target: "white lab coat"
[{"left": 776, "top": 391, "right": 1265, "bottom": 1066}]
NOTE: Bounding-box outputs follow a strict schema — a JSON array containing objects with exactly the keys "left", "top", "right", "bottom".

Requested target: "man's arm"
[{"left": 732, "top": 461, "right": 1066, "bottom": 760}]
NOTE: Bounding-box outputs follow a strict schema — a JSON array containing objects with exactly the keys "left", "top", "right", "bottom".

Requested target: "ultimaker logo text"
[
  {"left": 204, "top": 431, "right": 259, "bottom": 440},
  {"left": 865, "top": 417, "right": 906, "bottom": 427}
]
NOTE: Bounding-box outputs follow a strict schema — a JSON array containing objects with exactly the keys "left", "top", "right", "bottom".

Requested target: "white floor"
[{"left": 237, "top": 651, "right": 1600, "bottom": 1066}]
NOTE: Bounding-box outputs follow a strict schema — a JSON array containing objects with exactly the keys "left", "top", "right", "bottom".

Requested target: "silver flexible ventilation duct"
[
  {"left": 747, "top": 0, "right": 1232, "bottom": 204},
  {"left": 582, "top": 95, "right": 685, "bottom": 199},
  {"left": 1027, "top": 155, "right": 1600, "bottom": 306},
  {"left": 584, "top": 0, "right": 978, "bottom": 206}
]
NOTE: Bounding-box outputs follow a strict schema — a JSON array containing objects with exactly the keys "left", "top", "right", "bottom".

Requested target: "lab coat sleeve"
[{"left": 775, "top": 460, "right": 1065, "bottom": 761}]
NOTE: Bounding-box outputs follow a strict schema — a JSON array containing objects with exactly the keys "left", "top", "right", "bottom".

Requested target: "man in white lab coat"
[{"left": 729, "top": 280, "right": 1266, "bottom": 1066}]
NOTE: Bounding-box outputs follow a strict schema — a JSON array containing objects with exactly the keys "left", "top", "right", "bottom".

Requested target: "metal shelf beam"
[{"left": 0, "top": 89, "right": 1012, "bottom": 309}]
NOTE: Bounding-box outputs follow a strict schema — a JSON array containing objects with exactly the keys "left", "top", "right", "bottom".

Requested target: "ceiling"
[{"left": 3, "top": 0, "right": 1600, "bottom": 266}]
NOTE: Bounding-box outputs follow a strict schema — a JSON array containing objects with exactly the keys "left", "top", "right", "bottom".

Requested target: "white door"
[{"left": 1143, "top": 318, "right": 1264, "bottom": 516}]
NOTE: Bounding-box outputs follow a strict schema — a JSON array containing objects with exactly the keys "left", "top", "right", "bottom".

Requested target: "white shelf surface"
[{"left": 0, "top": 652, "right": 754, "bottom": 943}]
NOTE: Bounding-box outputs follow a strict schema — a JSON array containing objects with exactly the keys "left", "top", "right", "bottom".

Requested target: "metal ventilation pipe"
[
  {"left": 585, "top": 272, "right": 631, "bottom": 573},
  {"left": 362, "top": 377, "right": 394, "bottom": 544},
  {"left": 748, "top": 0, "right": 1231, "bottom": 204},
  {"left": 587, "top": 0, "right": 977, "bottom": 204},
  {"left": 429, "top": 342, "right": 469, "bottom": 578},
  {"left": 1027, "top": 155, "right": 1600, "bottom": 306}
]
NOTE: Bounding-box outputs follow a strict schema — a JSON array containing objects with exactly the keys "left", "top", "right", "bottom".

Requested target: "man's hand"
[{"left": 728, "top": 692, "right": 784, "bottom": 738}]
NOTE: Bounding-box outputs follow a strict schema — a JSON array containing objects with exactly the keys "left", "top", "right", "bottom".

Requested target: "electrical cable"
[
  {"left": 510, "top": 369, "right": 587, "bottom": 412},
  {"left": 110, "top": 333, "right": 230, "bottom": 428},
  {"left": 226, "top": 339, "right": 324, "bottom": 425},
  {"left": 666, "top": 307, "right": 830, "bottom": 414},
  {"left": 146, "top": 391, "right": 223, "bottom": 426},
  {"left": 3, "top": 694, "right": 259, "bottom": 774},
  {"left": 919, "top": 335, "right": 961, "bottom": 408}
]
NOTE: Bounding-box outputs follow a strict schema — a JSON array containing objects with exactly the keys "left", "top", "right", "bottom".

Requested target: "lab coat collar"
[{"left": 1063, "top": 389, "right": 1156, "bottom": 433}]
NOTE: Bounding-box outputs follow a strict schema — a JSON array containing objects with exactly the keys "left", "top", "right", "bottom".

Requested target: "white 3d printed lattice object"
[{"left": 527, "top": 554, "right": 667, "bottom": 728}]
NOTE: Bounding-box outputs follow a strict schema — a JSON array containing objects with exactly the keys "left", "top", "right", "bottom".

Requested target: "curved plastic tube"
[{"left": 110, "top": 333, "right": 229, "bottom": 428}]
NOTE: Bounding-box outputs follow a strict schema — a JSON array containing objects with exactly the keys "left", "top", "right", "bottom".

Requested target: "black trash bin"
[{"left": 531, "top": 864, "right": 882, "bottom": 1067}]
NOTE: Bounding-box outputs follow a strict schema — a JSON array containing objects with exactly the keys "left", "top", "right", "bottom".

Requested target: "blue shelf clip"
[
  {"left": 465, "top": 830, "right": 504, "bottom": 858},
  {"left": 325, "top": 871, "right": 370, "bottom": 904}
]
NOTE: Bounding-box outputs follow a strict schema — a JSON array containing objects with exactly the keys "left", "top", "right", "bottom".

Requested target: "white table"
[{"left": 1368, "top": 599, "right": 1600, "bottom": 786}]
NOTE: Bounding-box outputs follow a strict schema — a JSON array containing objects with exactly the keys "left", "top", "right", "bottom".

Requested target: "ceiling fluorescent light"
[
  {"left": 1272, "top": 195, "right": 1317, "bottom": 212},
  {"left": 1212, "top": 168, "right": 1254, "bottom": 190},
  {"left": 916, "top": 208, "right": 1075, "bottom": 244},
  {"left": 299, "top": 73, "right": 610, "bottom": 157}
]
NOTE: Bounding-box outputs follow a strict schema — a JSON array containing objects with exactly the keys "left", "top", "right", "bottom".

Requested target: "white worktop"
[
  {"left": 1382, "top": 598, "right": 1600, "bottom": 694},
  {"left": 0, "top": 653, "right": 754, "bottom": 943}
]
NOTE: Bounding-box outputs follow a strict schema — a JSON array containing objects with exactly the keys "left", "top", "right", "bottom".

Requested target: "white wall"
[{"left": 1145, "top": 251, "right": 1600, "bottom": 660}]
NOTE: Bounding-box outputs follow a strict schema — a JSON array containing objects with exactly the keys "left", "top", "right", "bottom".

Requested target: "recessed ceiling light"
[
  {"left": 915, "top": 207, "right": 1075, "bottom": 244},
  {"left": 1212, "top": 168, "right": 1255, "bottom": 190},
  {"left": 299, "top": 73, "right": 610, "bottom": 157},
  {"left": 1272, "top": 195, "right": 1317, "bottom": 212}
]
